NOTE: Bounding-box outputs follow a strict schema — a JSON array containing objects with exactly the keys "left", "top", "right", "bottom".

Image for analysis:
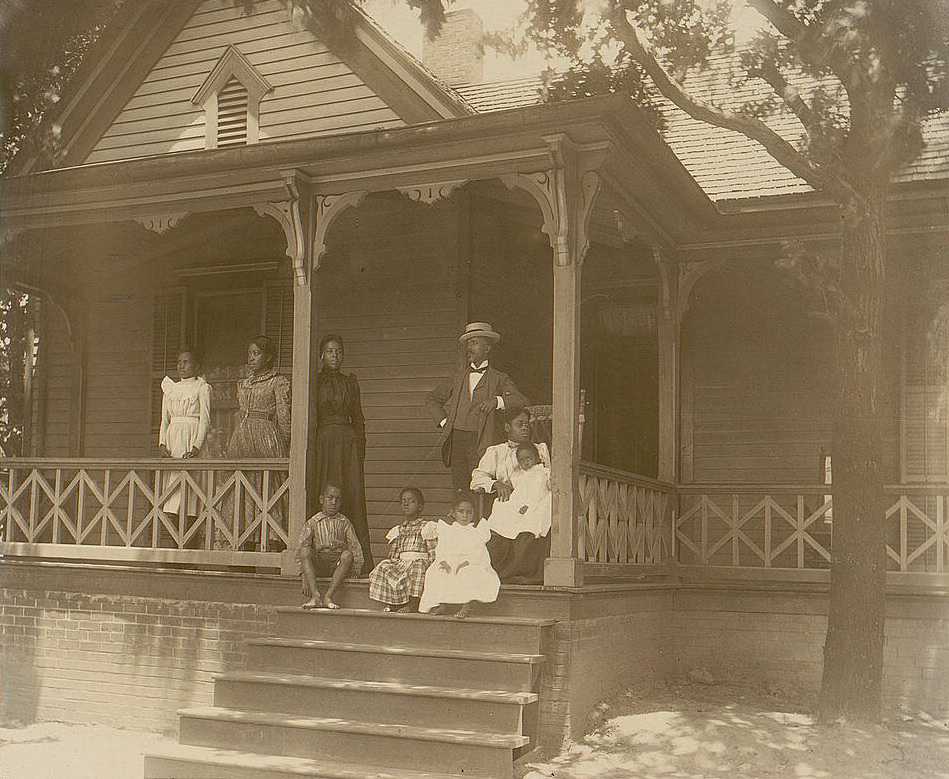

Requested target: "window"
[{"left": 192, "top": 46, "right": 272, "bottom": 150}]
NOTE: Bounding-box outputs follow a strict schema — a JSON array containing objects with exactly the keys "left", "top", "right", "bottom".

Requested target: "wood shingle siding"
[{"left": 84, "top": 0, "right": 403, "bottom": 165}]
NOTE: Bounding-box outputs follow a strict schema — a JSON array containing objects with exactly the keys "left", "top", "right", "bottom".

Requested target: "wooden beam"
[
  {"left": 285, "top": 280, "right": 318, "bottom": 575},
  {"left": 654, "top": 248, "right": 679, "bottom": 482},
  {"left": 547, "top": 258, "right": 584, "bottom": 586}
]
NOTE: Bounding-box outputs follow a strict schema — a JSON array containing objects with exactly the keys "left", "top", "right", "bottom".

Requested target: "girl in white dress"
[
  {"left": 158, "top": 349, "right": 211, "bottom": 516},
  {"left": 485, "top": 443, "right": 551, "bottom": 540},
  {"left": 419, "top": 495, "right": 500, "bottom": 619}
]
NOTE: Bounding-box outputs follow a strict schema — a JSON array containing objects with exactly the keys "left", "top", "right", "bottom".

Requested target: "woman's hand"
[
  {"left": 518, "top": 505, "right": 529, "bottom": 515},
  {"left": 455, "top": 560, "right": 470, "bottom": 574},
  {"left": 158, "top": 445, "right": 172, "bottom": 458},
  {"left": 184, "top": 447, "right": 200, "bottom": 459},
  {"left": 439, "top": 561, "right": 452, "bottom": 573},
  {"left": 495, "top": 481, "right": 514, "bottom": 501}
]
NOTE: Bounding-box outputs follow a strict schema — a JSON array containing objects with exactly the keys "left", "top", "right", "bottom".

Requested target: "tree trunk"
[{"left": 818, "top": 189, "right": 888, "bottom": 723}]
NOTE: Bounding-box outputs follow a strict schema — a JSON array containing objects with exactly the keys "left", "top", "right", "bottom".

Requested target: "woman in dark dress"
[{"left": 315, "top": 334, "right": 373, "bottom": 572}]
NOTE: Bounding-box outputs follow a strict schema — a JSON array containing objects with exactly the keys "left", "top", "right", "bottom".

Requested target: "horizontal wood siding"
[
  {"left": 685, "top": 268, "right": 835, "bottom": 484},
  {"left": 85, "top": 0, "right": 403, "bottom": 164},
  {"left": 40, "top": 305, "right": 74, "bottom": 457},
  {"left": 318, "top": 196, "right": 459, "bottom": 562}
]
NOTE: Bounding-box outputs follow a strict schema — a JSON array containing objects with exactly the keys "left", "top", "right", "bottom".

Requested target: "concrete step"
[
  {"left": 274, "top": 607, "right": 554, "bottom": 654},
  {"left": 245, "top": 637, "right": 544, "bottom": 692},
  {"left": 143, "top": 743, "right": 467, "bottom": 778},
  {"left": 178, "top": 707, "right": 527, "bottom": 778},
  {"left": 213, "top": 671, "right": 537, "bottom": 734}
]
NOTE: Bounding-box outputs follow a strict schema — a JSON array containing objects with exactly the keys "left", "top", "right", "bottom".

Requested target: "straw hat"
[{"left": 458, "top": 322, "right": 501, "bottom": 343}]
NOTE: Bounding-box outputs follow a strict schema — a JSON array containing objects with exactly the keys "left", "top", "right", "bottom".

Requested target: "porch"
[{"left": 2, "top": 97, "right": 949, "bottom": 588}]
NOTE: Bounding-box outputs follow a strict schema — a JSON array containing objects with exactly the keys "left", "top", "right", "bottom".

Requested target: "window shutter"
[
  {"left": 902, "top": 306, "right": 949, "bottom": 481},
  {"left": 150, "top": 287, "right": 189, "bottom": 444},
  {"left": 217, "top": 77, "right": 249, "bottom": 148},
  {"left": 264, "top": 281, "right": 293, "bottom": 372}
]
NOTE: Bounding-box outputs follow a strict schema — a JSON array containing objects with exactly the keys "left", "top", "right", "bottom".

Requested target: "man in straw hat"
[{"left": 425, "top": 322, "right": 528, "bottom": 492}]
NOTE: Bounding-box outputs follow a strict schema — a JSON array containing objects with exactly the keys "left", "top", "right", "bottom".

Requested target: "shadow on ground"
[{"left": 523, "top": 681, "right": 949, "bottom": 779}]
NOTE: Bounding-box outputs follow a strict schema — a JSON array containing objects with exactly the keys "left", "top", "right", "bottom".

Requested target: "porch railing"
[
  {"left": 578, "top": 462, "right": 674, "bottom": 570},
  {"left": 676, "top": 483, "right": 949, "bottom": 576},
  {"left": 0, "top": 458, "right": 289, "bottom": 567}
]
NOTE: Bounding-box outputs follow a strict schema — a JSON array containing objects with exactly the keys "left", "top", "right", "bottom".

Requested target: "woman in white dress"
[
  {"left": 158, "top": 349, "right": 211, "bottom": 517},
  {"left": 419, "top": 495, "right": 500, "bottom": 619}
]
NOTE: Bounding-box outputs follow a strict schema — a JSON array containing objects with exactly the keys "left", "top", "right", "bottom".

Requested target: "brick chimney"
[{"left": 421, "top": 8, "right": 484, "bottom": 86}]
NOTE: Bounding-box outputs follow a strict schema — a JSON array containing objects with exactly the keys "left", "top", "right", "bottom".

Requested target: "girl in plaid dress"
[{"left": 368, "top": 488, "right": 434, "bottom": 613}]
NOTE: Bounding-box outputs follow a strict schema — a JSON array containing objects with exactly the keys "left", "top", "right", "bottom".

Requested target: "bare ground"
[{"left": 522, "top": 679, "right": 949, "bottom": 779}]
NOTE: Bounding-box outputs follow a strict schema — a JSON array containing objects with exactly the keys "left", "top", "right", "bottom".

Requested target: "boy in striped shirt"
[{"left": 298, "top": 483, "right": 364, "bottom": 610}]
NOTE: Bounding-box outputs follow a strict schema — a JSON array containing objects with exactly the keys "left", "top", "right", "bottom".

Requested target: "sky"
[{"left": 362, "top": 1, "right": 766, "bottom": 82}]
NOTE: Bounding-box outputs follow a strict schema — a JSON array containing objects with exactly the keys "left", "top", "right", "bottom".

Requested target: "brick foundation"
[{"left": 3, "top": 563, "right": 949, "bottom": 747}]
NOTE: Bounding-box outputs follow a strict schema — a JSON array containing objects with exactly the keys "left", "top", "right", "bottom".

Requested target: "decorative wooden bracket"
[
  {"left": 502, "top": 135, "right": 605, "bottom": 267},
  {"left": 253, "top": 171, "right": 315, "bottom": 287},
  {"left": 313, "top": 191, "right": 369, "bottom": 271},
  {"left": 677, "top": 258, "right": 726, "bottom": 324},
  {"left": 397, "top": 180, "right": 468, "bottom": 206},
  {"left": 133, "top": 213, "right": 188, "bottom": 235}
]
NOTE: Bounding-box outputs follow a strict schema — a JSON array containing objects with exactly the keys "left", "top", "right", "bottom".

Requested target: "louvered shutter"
[
  {"left": 150, "top": 287, "right": 188, "bottom": 445},
  {"left": 264, "top": 281, "right": 293, "bottom": 373},
  {"left": 217, "top": 77, "right": 249, "bottom": 148},
  {"left": 902, "top": 306, "right": 949, "bottom": 481}
]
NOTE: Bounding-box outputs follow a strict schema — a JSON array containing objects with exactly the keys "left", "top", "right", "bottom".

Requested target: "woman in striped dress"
[{"left": 368, "top": 487, "right": 433, "bottom": 612}]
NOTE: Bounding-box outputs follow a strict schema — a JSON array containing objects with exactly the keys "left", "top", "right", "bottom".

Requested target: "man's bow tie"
[{"left": 469, "top": 364, "right": 488, "bottom": 374}]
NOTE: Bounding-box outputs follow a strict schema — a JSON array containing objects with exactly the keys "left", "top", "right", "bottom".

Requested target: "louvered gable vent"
[
  {"left": 192, "top": 46, "right": 272, "bottom": 150},
  {"left": 217, "top": 77, "right": 249, "bottom": 147}
]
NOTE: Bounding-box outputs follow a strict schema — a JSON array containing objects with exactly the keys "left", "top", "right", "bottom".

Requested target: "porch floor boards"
[{"left": 143, "top": 607, "right": 554, "bottom": 778}]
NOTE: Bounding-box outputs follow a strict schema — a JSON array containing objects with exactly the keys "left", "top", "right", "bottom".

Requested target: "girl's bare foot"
[
  {"left": 397, "top": 603, "right": 416, "bottom": 613},
  {"left": 454, "top": 603, "right": 473, "bottom": 620},
  {"left": 323, "top": 598, "right": 341, "bottom": 610},
  {"left": 302, "top": 597, "right": 321, "bottom": 610},
  {"left": 428, "top": 605, "right": 446, "bottom": 616}
]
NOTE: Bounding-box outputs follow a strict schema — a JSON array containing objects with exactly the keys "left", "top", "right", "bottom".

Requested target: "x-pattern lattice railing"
[
  {"left": 676, "top": 486, "right": 833, "bottom": 569},
  {"left": 884, "top": 487, "right": 949, "bottom": 573},
  {"left": 578, "top": 462, "right": 674, "bottom": 564},
  {"left": 0, "top": 459, "right": 289, "bottom": 565}
]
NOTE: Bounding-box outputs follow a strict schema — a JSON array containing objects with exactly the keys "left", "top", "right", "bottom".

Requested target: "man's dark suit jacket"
[{"left": 425, "top": 366, "right": 528, "bottom": 465}]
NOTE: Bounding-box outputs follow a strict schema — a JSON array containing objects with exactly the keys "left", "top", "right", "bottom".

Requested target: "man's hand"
[
  {"left": 158, "top": 445, "right": 172, "bottom": 458},
  {"left": 495, "top": 481, "right": 514, "bottom": 501},
  {"left": 184, "top": 447, "right": 200, "bottom": 459}
]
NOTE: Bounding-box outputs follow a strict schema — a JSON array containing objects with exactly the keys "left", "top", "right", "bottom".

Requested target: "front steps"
[{"left": 144, "top": 607, "right": 554, "bottom": 778}]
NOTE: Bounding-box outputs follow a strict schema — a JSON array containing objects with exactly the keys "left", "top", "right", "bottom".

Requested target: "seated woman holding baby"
[{"left": 470, "top": 408, "right": 551, "bottom": 584}]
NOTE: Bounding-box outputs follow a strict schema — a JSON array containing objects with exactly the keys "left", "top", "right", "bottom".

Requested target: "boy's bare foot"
[
  {"left": 454, "top": 603, "right": 473, "bottom": 620},
  {"left": 323, "top": 598, "right": 341, "bottom": 610},
  {"left": 302, "top": 597, "right": 321, "bottom": 610},
  {"left": 428, "top": 605, "right": 446, "bottom": 616}
]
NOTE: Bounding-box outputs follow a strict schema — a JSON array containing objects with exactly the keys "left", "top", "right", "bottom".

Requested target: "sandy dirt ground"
[
  {"left": 0, "top": 722, "right": 174, "bottom": 779},
  {"left": 3, "top": 681, "right": 948, "bottom": 778},
  {"left": 523, "top": 680, "right": 949, "bottom": 779}
]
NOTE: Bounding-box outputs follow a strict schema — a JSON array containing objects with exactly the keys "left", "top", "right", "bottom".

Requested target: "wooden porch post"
[
  {"left": 546, "top": 257, "right": 585, "bottom": 586},
  {"left": 654, "top": 249, "right": 679, "bottom": 483},
  {"left": 255, "top": 176, "right": 368, "bottom": 575},
  {"left": 285, "top": 279, "right": 318, "bottom": 574}
]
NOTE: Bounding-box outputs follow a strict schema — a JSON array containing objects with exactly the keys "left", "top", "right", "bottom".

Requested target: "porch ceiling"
[{"left": 0, "top": 96, "right": 716, "bottom": 250}]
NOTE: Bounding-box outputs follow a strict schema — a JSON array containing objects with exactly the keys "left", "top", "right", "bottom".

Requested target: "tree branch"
[
  {"left": 609, "top": 8, "right": 860, "bottom": 206},
  {"left": 745, "top": 0, "right": 849, "bottom": 85},
  {"left": 751, "top": 59, "right": 818, "bottom": 132}
]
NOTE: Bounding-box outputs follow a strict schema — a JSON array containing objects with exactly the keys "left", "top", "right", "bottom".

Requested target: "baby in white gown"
[{"left": 485, "top": 443, "right": 551, "bottom": 540}]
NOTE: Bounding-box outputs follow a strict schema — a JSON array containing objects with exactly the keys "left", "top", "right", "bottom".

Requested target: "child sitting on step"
[
  {"left": 298, "top": 483, "right": 364, "bottom": 610},
  {"left": 368, "top": 487, "right": 434, "bottom": 613},
  {"left": 419, "top": 494, "right": 500, "bottom": 619}
]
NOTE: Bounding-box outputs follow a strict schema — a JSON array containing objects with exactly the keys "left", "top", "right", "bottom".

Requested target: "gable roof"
[
  {"left": 457, "top": 71, "right": 949, "bottom": 203},
  {"left": 14, "top": 0, "right": 473, "bottom": 172}
]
